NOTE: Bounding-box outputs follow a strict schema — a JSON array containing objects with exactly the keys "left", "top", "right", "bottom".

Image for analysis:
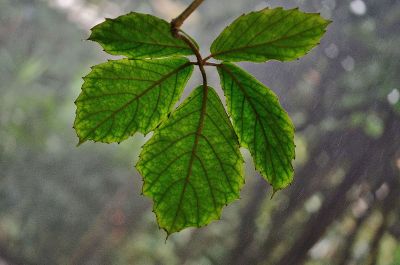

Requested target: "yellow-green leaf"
[
  {"left": 74, "top": 57, "right": 193, "bottom": 144},
  {"left": 137, "top": 86, "right": 244, "bottom": 235},
  {"left": 210, "top": 7, "right": 330, "bottom": 62},
  {"left": 217, "top": 63, "right": 295, "bottom": 190},
  {"left": 89, "top": 12, "right": 197, "bottom": 59}
]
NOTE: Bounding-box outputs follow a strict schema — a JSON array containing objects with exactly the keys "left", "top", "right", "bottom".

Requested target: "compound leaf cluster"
[{"left": 74, "top": 8, "right": 330, "bottom": 235}]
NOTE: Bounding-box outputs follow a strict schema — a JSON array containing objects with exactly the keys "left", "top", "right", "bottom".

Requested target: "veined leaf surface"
[
  {"left": 137, "top": 86, "right": 244, "bottom": 235},
  {"left": 74, "top": 57, "right": 193, "bottom": 144},
  {"left": 89, "top": 12, "right": 197, "bottom": 59},
  {"left": 210, "top": 7, "right": 330, "bottom": 62},
  {"left": 217, "top": 63, "right": 295, "bottom": 190}
]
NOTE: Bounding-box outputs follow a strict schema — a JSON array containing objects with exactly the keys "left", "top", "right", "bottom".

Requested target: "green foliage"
[
  {"left": 210, "top": 7, "right": 330, "bottom": 62},
  {"left": 74, "top": 57, "right": 193, "bottom": 144},
  {"left": 89, "top": 12, "right": 196, "bottom": 58},
  {"left": 391, "top": 246, "right": 400, "bottom": 265},
  {"left": 217, "top": 63, "right": 295, "bottom": 190},
  {"left": 137, "top": 86, "right": 244, "bottom": 234},
  {"left": 74, "top": 6, "right": 329, "bottom": 234}
]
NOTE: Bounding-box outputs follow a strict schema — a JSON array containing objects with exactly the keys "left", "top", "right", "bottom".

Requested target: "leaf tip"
[
  {"left": 326, "top": 19, "right": 333, "bottom": 26},
  {"left": 87, "top": 33, "right": 95, "bottom": 42},
  {"left": 76, "top": 135, "right": 87, "bottom": 147},
  {"left": 270, "top": 188, "right": 279, "bottom": 199}
]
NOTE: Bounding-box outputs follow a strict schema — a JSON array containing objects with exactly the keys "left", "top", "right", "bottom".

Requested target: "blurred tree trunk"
[
  {"left": 275, "top": 111, "right": 400, "bottom": 265},
  {"left": 226, "top": 179, "right": 268, "bottom": 265},
  {"left": 365, "top": 163, "right": 400, "bottom": 265},
  {"left": 0, "top": 243, "right": 35, "bottom": 265},
  {"left": 336, "top": 208, "right": 372, "bottom": 265}
]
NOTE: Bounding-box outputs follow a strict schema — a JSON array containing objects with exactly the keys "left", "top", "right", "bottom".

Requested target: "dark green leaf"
[
  {"left": 136, "top": 86, "right": 244, "bottom": 235},
  {"left": 74, "top": 57, "right": 193, "bottom": 144},
  {"left": 210, "top": 7, "right": 330, "bottom": 62},
  {"left": 89, "top": 12, "right": 197, "bottom": 59},
  {"left": 217, "top": 63, "right": 295, "bottom": 190}
]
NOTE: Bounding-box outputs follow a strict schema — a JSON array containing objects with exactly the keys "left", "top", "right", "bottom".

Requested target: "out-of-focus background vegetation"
[{"left": 0, "top": 0, "right": 399, "bottom": 264}]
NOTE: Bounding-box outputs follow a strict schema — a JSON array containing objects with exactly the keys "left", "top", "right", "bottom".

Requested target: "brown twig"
[
  {"left": 202, "top": 54, "right": 213, "bottom": 63},
  {"left": 171, "top": 1, "right": 207, "bottom": 87},
  {"left": 171, "top": 0, "right": 204, "bottom": 30}
]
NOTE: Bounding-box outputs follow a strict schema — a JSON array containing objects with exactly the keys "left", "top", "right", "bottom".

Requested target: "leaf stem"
[
  {"left": 190, "top": 61, "right": 220, "bottom": 67},
  {"left": 202, "top": 54, "right": 213, "bottom": 63},
  {"left": 170, "top": 0, "right": 207, "bottom": 89},
  {"left": 176, "top": 33, "right": 207, "bottom": 84},
  {"left": 171, "top": 0, "right": 204, "bottom": 30}
]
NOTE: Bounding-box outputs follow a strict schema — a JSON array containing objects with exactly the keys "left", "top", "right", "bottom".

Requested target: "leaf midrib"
[
  {"left": 212, "top": 24, "right": 324, "bottom": 59},
  {"left": 169, "top": 86, "right": 209, "bottom": 232},
  {"left": 100, "top": 38, "right": 190, "bottom": 50}
]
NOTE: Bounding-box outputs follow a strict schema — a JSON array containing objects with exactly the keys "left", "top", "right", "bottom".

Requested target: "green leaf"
[
  {"left": 74, "top": 57, "right": 193, "bottom": 144},
  {"left": 217, "top": 63, "right": 295, "bottom": 190},
  {"left": 210, "top": 7, "right": 330, "bottom": 62},
  {"left": 395, "top": 101, "right": 400, "bottom": 113},
  {"left": 89, "top": 12, "right": 197, "bottom": 59},
  {"left": 136, "top": 86, "right": 244, "bottom": 235}
]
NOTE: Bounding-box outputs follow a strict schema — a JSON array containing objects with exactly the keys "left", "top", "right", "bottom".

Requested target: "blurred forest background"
[{"left": 0, "top": 0, "right": 399, "bottom": 264}]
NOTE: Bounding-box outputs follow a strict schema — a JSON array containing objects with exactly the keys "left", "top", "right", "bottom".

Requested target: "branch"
[
  {"left": 171, "top": 0, "right": 204, "bottom": 30},
  {"left": 226, "top": 179, "right": 268, "bottom": 265}
]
